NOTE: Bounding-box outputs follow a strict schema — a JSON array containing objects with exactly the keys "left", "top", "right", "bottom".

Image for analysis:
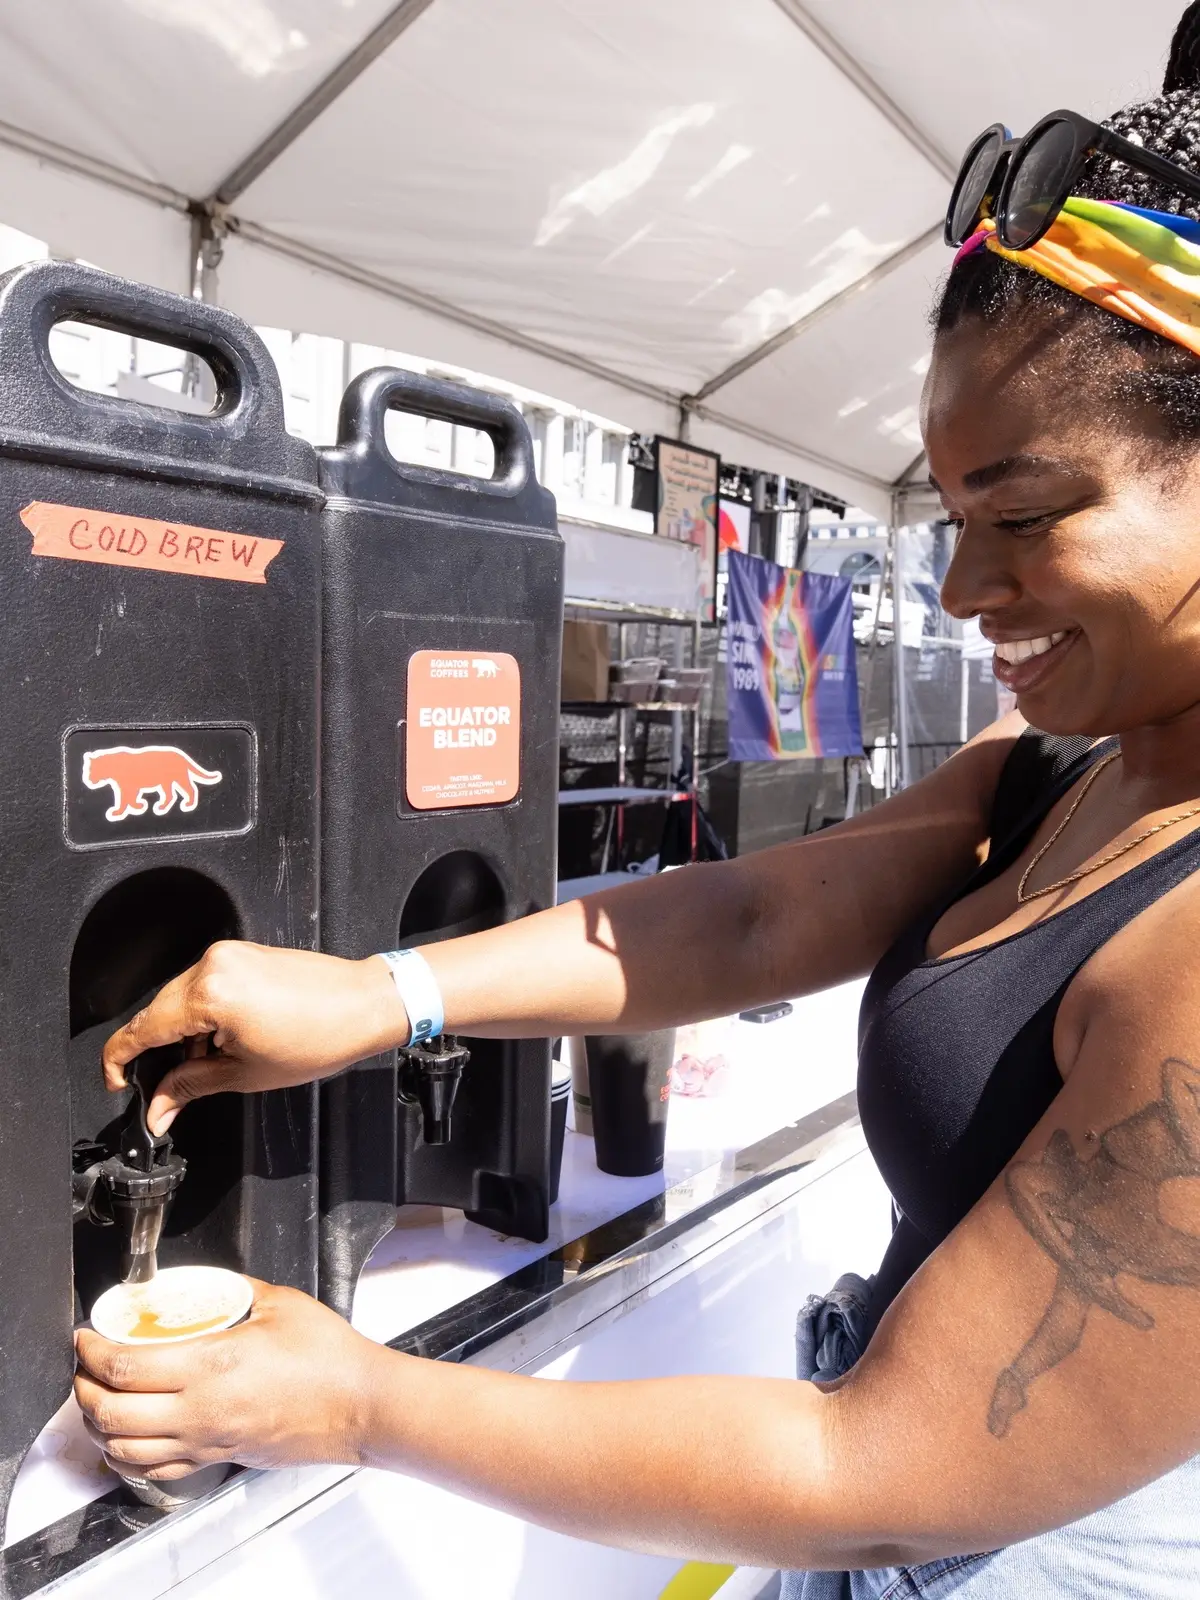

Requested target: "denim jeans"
[{"left": 781, "top": 1278, "right": 1200, "bottom": 1598}]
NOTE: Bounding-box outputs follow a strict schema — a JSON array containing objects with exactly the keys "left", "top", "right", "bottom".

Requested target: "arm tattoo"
[{"left": 989, "top": 1057, "right": 1200, "bottom": 1438}]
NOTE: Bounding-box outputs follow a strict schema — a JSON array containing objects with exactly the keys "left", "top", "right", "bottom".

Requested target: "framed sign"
[{"left": 654, "top": 437, "right": 720, "bottom": 623}]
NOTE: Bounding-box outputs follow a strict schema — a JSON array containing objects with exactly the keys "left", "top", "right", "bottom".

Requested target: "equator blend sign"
[{"left": 404, "top": 650, "right": 521, "bottom": 810}]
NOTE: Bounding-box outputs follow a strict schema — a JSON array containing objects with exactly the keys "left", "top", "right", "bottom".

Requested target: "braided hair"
[{"left": 934, "top": 2, "right": 1200, "bottom": 447}]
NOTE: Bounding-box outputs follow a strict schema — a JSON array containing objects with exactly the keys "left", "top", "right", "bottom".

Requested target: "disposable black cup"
[{"left": 584, "top": 1030, "right": 676, "bottom": 1177}]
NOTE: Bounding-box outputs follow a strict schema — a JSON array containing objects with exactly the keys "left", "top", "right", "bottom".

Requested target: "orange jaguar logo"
[{"left": 82, "top": 745, "right": 223, "bottom": 822}]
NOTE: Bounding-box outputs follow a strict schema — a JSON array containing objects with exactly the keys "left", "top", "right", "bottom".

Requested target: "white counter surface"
[
  {"left": 352, "top": 981, "right": 864, "bottom": 1345},
  {"left": 6, "top": 980, "right": 866, "bottom": 1564}
]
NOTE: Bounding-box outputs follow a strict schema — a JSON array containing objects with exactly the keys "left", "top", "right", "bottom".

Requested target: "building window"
[
  {"left": 598, "top": 433, "right": 622, "bottom": 506},
  {"left": 561, "top": 417, "right": 585, "bottom": 498}
]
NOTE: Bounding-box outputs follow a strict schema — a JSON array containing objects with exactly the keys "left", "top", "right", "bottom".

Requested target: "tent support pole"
[
  {"left": 183, "top": 209, "right": 226, "bottom": 404},
  {"left": 188, "top": 210, "right": 225, "bottom": 305},
  {"left": 210, "top": 0, "right": 442, "bottom": 206},
  {"left": 0, "top": 117, "right": 190, "bottom": 214},
  {"left": 685, "top": 224, "right": 940, "bottom": 404},
  {"left": 768, "top": 0, "right": 955, "bottom": 180},
  {"left": 892, "top": 525, "right": 912, "bottom": 790}
]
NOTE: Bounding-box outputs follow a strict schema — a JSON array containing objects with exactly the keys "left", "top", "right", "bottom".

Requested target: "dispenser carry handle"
[
  {"left": 0, "top": 260, "right": 311, "bottom": 485},
  {"left": 333, "top": 368, "right": 537, "bottom": 502}
]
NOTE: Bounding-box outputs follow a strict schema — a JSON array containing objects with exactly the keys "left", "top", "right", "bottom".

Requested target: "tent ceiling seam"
[
  {"left": 691, "top": 400, "right": 892, "bottom": 494},
  {"left": 686, "top": 222, "right": 942, "bottom": 404},
  {"left": 893, "top": 449, "right": 929, "bottom": 488},
  {"left": 0, "top": 123, "right": 897, "bottom": 502},
  {"left": 769, "top": 0, "right": 956, "bottom": 181},
  {"left": 232, "top": 218, "right": 682, "bottom": 409},
  {"left": 0, "top": 119, "right": 191, "bottom": 213},
  {"left": 0, "top": 121, "right": 677, "bottom": 416},
  {"left": 209, "top": 0, "right": 440, "bottom": 207}
]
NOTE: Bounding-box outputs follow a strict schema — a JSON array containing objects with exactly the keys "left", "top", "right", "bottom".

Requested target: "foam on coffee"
[{"left": 91, "top": 1266, "right": 252, "bottom": 1346}]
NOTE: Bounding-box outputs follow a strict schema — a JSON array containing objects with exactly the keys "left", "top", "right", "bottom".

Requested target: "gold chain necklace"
[{"left": 1017, "top": 751, "right": 1200, "bottom": 904}]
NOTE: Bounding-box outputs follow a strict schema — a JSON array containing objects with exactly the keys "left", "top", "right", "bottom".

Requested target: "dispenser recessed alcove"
[{"left": 68, "top": 867, "right": 240, "bottom": 1315}]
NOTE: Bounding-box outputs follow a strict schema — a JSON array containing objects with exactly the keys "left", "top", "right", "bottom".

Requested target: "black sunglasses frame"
[
  {"left": 945, "top": 108, "right": 1200, "bottom": 251},
  {"left": 944, "top": 123, "right": 1014, "bottom": 247}
]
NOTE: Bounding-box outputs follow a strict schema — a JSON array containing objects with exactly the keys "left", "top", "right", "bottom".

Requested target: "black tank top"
[{"left": 858, "top": 730, "right": 1200, "bottom": 1339}]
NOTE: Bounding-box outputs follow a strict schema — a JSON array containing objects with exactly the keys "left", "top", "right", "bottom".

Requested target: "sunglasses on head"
[{"left": 945, "top": 108, "right": 1200, "bottom": 251}]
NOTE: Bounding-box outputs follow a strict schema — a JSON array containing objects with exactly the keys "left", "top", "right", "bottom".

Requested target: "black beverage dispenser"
[
  {"left": 317, "top": 370, "right": 563, "bottom": 1316},
  {"left": 0, "top": 262, "right": 322, "bottom": 1537}
]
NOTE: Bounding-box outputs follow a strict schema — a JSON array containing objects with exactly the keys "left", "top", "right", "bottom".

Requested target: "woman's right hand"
[
  {"left": 103, "top": 942, "right": 409, "bottom": 1136},
  {"left": 102, "top": 714, "right": 1021, "bottom": 1140}
]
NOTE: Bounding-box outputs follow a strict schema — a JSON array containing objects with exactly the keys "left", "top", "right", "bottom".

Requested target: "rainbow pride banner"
[{"left": 726, "top": 551, "right": 862, "bottom": 761}]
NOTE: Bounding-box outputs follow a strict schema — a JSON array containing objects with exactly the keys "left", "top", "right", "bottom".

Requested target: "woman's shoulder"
[{"left": 1058, "top": 852, "right": 1200, "bottom": 1083}]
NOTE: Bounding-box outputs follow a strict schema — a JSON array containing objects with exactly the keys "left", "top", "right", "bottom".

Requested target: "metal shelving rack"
[{"left": 558, "top": 595, "right": 704, "bottom": 897}]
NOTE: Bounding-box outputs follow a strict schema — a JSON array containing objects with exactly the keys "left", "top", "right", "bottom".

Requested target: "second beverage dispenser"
[{"left": 316, "top": 370, "right": 564, "bottom": 1315}]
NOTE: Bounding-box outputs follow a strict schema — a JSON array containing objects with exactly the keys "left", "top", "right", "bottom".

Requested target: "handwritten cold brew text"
[
  {"left": 20, "top": 501, "right": 283, "bottom": 585},
  {"left": 989, "top": 1057, "right": 1200, "bottom": 1437}
]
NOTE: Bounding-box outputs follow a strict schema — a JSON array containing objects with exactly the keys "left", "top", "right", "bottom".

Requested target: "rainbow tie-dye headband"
[{"left": 956, "top": 195, "right": 1200, "bottom": 358}]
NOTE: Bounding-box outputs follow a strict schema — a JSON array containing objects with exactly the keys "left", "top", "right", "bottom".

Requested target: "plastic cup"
[
  {"left": 549, "top": 1068, "right": 570, "bottom": 1205},
  {"left": 566, "top": 1036, "right": 592, "bottom": 1136},
  {"left": 89, "top": 1265, "right": 253, "bottom": 1510},
  {"left": 584, "top": 1030, "right": 676, "bottom": 1177}
]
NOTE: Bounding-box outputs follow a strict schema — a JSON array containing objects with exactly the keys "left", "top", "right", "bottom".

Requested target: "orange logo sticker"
[
  {"left": 82, "top": 745, "right": 223, "bottom": 822},
  {"left": 406, "top": 651, "right": 520, "bottom": 810},
  {"left": 20, "top": 502, "right": 283, "bottom": 584}
]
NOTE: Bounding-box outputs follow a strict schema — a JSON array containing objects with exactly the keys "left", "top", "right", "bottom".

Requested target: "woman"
[{"left": 77, "top": 10, "right": 1200, "bottom": 1593}]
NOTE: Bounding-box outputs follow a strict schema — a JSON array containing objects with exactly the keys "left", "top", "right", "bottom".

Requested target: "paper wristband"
[{"left": 377, "top": 948, "right": 444, "bottom": 1046}]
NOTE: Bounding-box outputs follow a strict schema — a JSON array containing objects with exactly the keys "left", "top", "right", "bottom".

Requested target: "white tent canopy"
[{"left": 0, "top": 0, "right": 1186, "bottom": 520}]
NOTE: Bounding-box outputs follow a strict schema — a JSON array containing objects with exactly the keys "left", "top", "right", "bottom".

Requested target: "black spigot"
[
  {"left": 72, "top": 1063, "right": 186, "bottom": 1284},
  {"left": 399, "top": 1034, "right": 470, "bottom": 1146}
]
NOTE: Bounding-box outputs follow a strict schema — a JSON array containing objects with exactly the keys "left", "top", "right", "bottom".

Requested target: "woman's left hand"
[{"left": 74, "top": 1282, "right": 382, "bottom": 1479}]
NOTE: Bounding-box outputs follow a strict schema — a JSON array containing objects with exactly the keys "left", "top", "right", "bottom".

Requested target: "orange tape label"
[
  {"left": 406, "top": 650, "right": 520, "bottom": 810},
  {"left": 20, "top": 502, "right": 283, "bottom": 585}
]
